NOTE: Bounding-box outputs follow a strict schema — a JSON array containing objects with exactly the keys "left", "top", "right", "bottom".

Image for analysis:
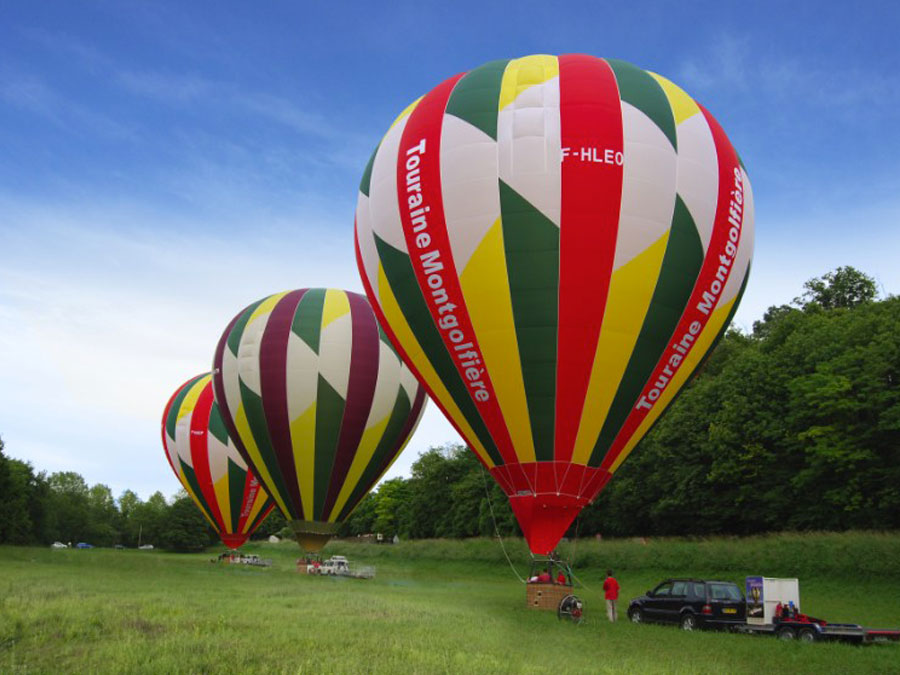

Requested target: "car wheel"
[
  {"left": 680, "top": 614, "right": 698, "bottom": 631},
  {"left": 777, "top": 627, "right": 795, "bottom": 641},
  {"left": 798, "top": 628, "right": 816, "bottom": 643},
  {"left": 629, "top": 608, "right": 643, "bottom": 624}
]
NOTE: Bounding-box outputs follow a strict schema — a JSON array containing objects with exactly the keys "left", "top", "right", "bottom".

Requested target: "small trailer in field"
[{"left": 735, "top": 576, "right": 900, "bottom": 644}]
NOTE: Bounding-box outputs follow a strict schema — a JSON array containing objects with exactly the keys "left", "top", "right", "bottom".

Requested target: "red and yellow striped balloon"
[
  {"left": 355, "top": 54, "right": 754, "bottom": 554},
  {"left": 161, "top": 374, "right": 274, "bottom": 549}
]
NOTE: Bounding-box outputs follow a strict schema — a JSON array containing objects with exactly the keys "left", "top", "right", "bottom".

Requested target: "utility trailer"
[{"left": 734, "top": 576, "right": 900, "bottom": 644}]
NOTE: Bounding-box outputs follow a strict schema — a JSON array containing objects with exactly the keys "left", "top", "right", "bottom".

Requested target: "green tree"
[
  {"left": 161, "top": 494, "right": 216, "bottom": 551},
  {"left": 796, "top": 266, "right": 878, "bottom": 310}
]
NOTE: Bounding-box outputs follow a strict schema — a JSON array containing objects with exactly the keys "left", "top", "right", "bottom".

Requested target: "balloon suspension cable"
[
  {"left": 567, "top": 516, "right": 592, "bottom": 591},
  {"left": 479, "top": 465, "right": 526, "bottom": 584}
]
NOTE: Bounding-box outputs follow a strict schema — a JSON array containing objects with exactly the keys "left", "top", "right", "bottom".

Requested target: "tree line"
[
  {"left": 0, "top": 447, "right": 287, "bottom": 550},
  {"left": 2, "top": 267, "right": 897, "bottom": 547}
]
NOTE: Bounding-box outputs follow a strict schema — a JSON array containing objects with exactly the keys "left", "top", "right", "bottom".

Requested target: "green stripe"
[
  {"left": 444, "top": 59, "right": 510, "bottom": 141},
  {"left": 335, "top": 387, "right": 412, "bottom": 522},
  {"left": 227, "top": 458, "right": 245, "bottom": 530},
  {"left": 292, "top": 288, "right": 327, "bottom": 354},
  {"left": 499, "top": 180, "right": 559, "bottom": 462},
  {"left": 359, "top": 143, "right": 379, "bottom": 198},
  {"left": 178, "top": 458, "right": 218, "bottom": 528},
  {"left": 165, "top": 375, "right": 204, "bottom": 440},
  {"left": 374, "top": 234, "right": 504, "bottom": 466},
  {"left": 208, "top": 401, "right": 230, "bottom": 446},
  {"left": 606, "top": 58, "right": 677, "bottom": 151},
  {"left": 312, "top": 375, "right": 345, "bottom": 520},
  {"left": 227, "top": 300, "right": 263, "bottom": 358},
  {"left": 238, "top": 379, "right": 297, "bottom": 519},
  {"left": 589, "top": 194, "right": 704, "bottom": 465}
]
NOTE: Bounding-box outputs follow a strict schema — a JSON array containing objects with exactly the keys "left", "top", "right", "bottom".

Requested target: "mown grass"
[{"left": 1, "top": 533, "right": 899, "bottom": 674}]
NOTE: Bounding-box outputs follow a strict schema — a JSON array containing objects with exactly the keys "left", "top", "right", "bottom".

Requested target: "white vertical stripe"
[
  {"left": 612, "top": 102, "right": 678, "bottom": 270},
  {"left": 498, "top": 76, "right": 561, "bottom": 226}
]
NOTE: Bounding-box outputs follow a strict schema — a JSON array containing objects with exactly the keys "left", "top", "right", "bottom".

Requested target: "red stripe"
[
  {"left": 160, "top": 377, "right": 191, "bottom": 477},
  {"left": 212, "top": 311, "right": 259, "bottom": 481},
  {"left": 190, "top": 383, "right": 226, "bottom": 530},
  {"left": 258, "top": 290, "right": 307, "bottom": 516},
  {"left": 395, "top": 72, "right": 519, "bottom": 468},
  {"left": 355, "top": 224, "right": 495, "bottom": 476},
  {"left": 599, "top": 105, "right": 744, "bottom": 470},
  {"left": 554, "top": 54, "right": 624, "bottom": 464},
  {"left": 235, "top": 472, "right": 264, "bottom": 534},
  {"left": 321, "top": 292, "right": 381, "bottom": 518}
]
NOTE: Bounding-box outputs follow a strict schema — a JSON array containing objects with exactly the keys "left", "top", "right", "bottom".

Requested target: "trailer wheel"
[
  {"left": 680, "top": 613, "right": 698, "bottom": 631},
  {"left": 798, "top": 628, "right": 816, "bottom": 643},
  {"left": 777, "top": 627, "right": 795, "bottom": 641}
]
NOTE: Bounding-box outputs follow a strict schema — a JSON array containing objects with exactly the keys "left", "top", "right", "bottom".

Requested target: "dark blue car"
[{"left": 628, "top": 578, "right": 746, "bottom": 631}]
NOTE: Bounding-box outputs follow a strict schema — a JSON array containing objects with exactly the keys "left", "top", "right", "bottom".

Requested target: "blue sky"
[{"left": 2, "top": 1, "right": 899, "bottom": 500}]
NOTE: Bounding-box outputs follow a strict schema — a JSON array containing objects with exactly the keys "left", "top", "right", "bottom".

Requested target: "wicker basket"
[{"left": 526, "top": 583, "right": 571, "bottom": 611}]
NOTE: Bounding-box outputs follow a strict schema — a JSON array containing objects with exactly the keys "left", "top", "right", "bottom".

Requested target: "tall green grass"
[
  {"left": 1, "top": 534, "right": 898, "bottom": 674},
  {"left": 322, "top": 530, "right": 900, "bottom": 579}
]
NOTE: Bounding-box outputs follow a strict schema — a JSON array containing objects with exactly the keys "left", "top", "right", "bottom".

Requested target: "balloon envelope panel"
[
  {"left": 355, "top": 54, "right": 754, "bottom": 554},
  {"left": 211, "top": 289, "right": 427, "bottom": 551},
  {"left": 161, "top": 374, "right": 274, "bottom": 549}
]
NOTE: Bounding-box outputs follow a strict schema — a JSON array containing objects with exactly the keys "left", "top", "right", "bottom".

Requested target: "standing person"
[{"left": 603, "top": 569, "right": 620, "bottom": 622}]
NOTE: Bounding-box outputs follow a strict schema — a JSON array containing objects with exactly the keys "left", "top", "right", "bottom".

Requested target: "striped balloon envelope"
[
  {"left": 212, "top": 289, "right": 427, "bottom": 552},
  {"left": 355, "top": 54, "right": 754, "bottom": 554},
  {"left": 161, "top": 374, "right": 274, "bottom": 549}
]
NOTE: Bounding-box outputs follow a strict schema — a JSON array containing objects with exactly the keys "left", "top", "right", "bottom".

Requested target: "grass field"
[{"left": 2, "top": 533, "right": 899, "bottom": 673}]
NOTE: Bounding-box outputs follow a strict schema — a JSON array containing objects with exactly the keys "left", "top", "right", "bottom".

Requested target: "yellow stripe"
[
  {"left": 246, "top": 290, "right": 291, "bottom": 326},
  {"left": 233, "top": 402, "right": 291, "bottom": 517},
  {"left": 571, "top": 232, "right": 670, "bottom": 465},
  {"left": 387, "top": 96, "right": 423, "bottom": 134},
  {"left": 649, "top": 72, "right": 700, "bottom": 126},
  {"left": 241, "top": 485, "right": 269, "bottom": 534},
  {"left": 321, "top": 288, "right": 351, "bottom": 329},
  {"left": 459, "top": 216, "right": 535, "bottom": 463},
  {"left": 609, "top": 296, "right": 737, "bottom": 473},
  {"left": 327, "top": 413, "right": 391, "bottom": 521},
  {"left": 176, "top": 375, "right": 209, "bottom": 421},
  {"left": 289, "top": 403, "right": 317, "bottom": 520},
  {"left": 377, "top": 262, "right": 494, "bottom": 468},
  {"left": 498, "top": 54, "right": 559, "bottom": 111},
  {"left": 212, "top": 472, "right": 232, "bottom": 533},
  {"left": 183, "top": 483, "right": 219, "bottom": 532}
]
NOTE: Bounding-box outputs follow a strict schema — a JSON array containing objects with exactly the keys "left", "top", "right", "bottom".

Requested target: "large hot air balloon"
[
  {"left": 161, "top": 374, "right": 274, "bottom": 549},
  {"left": 211, "top": 289, "right": 427, "bottom": 552},
  {"left": 355, "top": 54, "right": 754, "bottom": 554}
]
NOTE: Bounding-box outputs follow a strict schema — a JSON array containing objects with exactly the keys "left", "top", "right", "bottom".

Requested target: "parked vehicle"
[
  {"left": 75, "top": 542, "right": 94, "bottom": 549},
  {"left": 138, "top": 544, "right": 154, "bottom": 550},
  {"left": 50, "top": 541, "right": 68, "bottom": 549},
  {"left": 627, "top": 578, "right": 746, "bottom": 630}
]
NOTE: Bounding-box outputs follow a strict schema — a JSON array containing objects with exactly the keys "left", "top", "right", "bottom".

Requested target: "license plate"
[{"left": 723, "top": 608, "right": 737, "bottom": 614}]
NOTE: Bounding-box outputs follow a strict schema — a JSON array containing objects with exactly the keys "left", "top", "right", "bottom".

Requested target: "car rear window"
[
  {"left": 709, "top": 583, "right": 742, "bottom": 601},
  {"left": 692, "top": 582, "right": 705, "bottom": 597}
]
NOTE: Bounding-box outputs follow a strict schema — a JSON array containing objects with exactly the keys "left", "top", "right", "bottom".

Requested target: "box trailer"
[{"left": 736, "top": 576, "right": 900, "bottom": 644}]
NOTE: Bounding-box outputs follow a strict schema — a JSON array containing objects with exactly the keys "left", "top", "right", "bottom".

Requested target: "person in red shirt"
[
  {"left": 537, "top": 568, "right": 552, "bottom": 583},
  {"left": 603, "top": 569, "right": 620, "bottom": 622},
  {"left": 556, "top": 571, "right": 567, "bottom": 585}
]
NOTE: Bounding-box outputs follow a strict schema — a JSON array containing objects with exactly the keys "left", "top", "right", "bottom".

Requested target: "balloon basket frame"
[{"left": 525, "top": 555, "right": 578, "bottom": 612}]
